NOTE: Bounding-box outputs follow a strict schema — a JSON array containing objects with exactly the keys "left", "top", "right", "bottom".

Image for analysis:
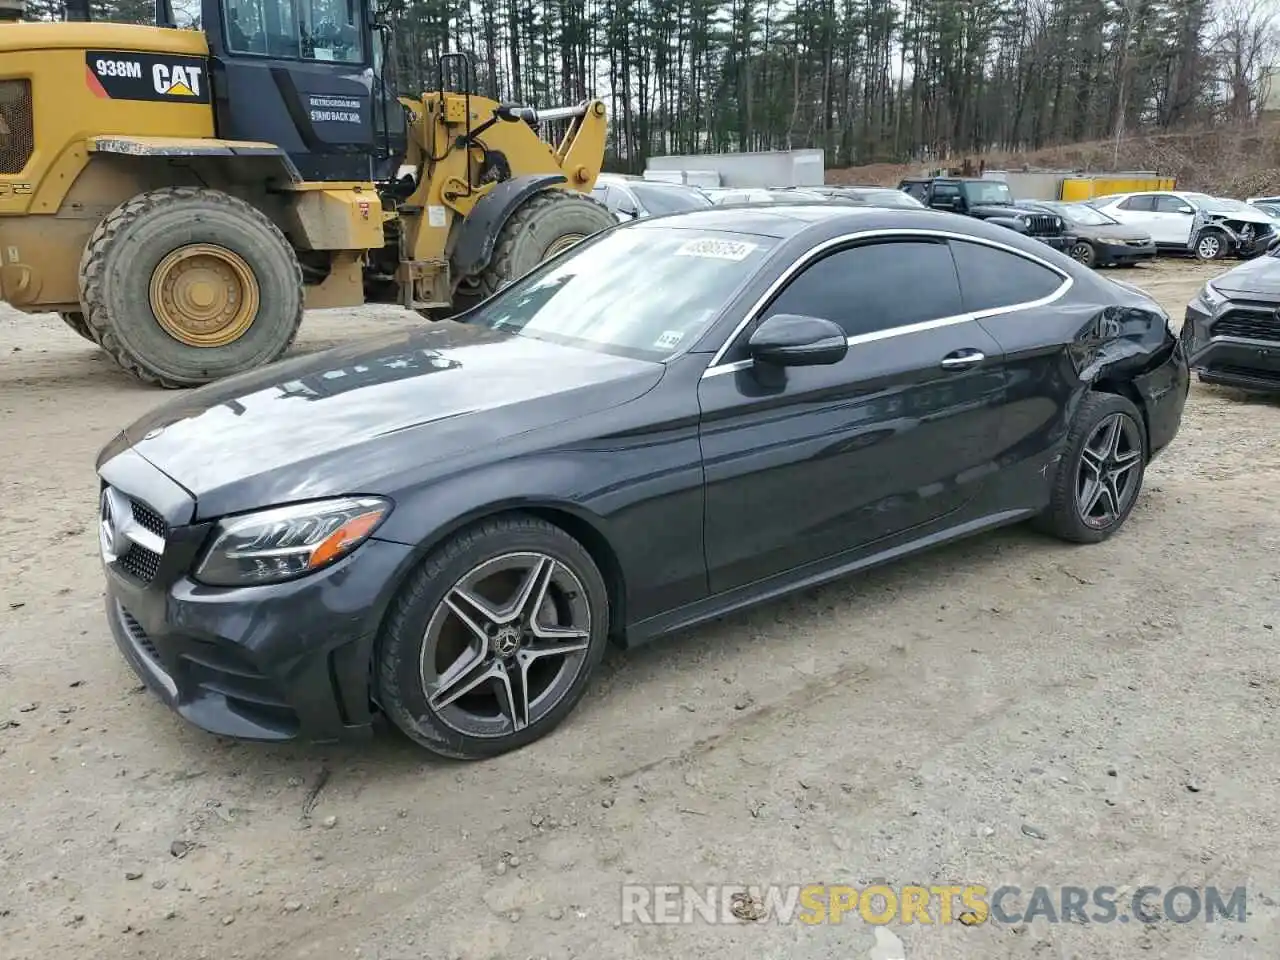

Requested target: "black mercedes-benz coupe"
[{"left": 96, "top": 204, "right": 1190, "bottom": 759}]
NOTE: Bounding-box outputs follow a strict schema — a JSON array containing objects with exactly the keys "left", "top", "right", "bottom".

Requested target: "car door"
[
  {"left": 697, "top": 235, "right": 1007, "bottom": 595},
  {"left": 948, "top": 237, "right": 1077, "bottom": 512},
  {"left": 1108, "top": 194, "right": 1158, "bottom": 234},
  {"left": 1150, "top": 194, "right": 1197, "bottom": 245}
]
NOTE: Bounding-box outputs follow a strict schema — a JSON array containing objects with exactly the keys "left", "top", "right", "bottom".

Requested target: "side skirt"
[{"left": 622, "top": 506, "right": 1038, "bottom": 648}]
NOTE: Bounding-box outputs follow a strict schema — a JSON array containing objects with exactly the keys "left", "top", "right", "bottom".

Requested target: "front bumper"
[
  {"left": 1034, "top": 235, "right": 1072, "bottom": 252},
  {"left": 1095, "top": 239, "right": 1157, "bottom": 264},
  {"left": 100, "top": 449, "right": 414, "bottom": 743},
  {"left": 1182, "top": 301, "right": 1280, "bottom": 393}
]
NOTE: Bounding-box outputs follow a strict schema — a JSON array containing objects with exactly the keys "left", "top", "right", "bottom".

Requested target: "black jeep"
[{"left": 899, "top": 177, "right": 1072, "bottom": 252}]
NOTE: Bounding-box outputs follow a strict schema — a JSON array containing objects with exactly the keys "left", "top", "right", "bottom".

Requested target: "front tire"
[
  {"left": 376, "top": 515, "right": 611, "bottom": 760},
  {"left": 1195, "top": 229, "right": 1227, "bottom": 261},
  {"left": 1034, "top": 392, "right": 1147, "bottom": 544},
  {"left": 59, "top": 310, "right": 97, "bottom": 344},
  {"left": 1069, "top": 241, "right": 1098, "bottom": 268},
  {"left": 472, "top": 190, "right": 615, "bottom": 299},
  {"left": 80, "top": 187, "right": 304, "bottom": 388}
]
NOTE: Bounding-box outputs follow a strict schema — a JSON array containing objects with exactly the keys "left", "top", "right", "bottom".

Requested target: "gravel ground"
[{"left": 1, "top": 258, "right": 1278, "bottom": 960}]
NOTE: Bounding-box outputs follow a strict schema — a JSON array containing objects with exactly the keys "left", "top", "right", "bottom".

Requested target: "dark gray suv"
[{"left": 1183, "top": 253, "right": 1280, "bottom": 393}]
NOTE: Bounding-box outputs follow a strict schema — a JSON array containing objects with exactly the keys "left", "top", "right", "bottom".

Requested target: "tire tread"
[{"left": 79, "top": 186, "right": 304, "bottom": 388}]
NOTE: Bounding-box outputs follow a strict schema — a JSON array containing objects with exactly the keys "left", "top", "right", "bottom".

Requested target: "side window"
[
  {"left": 1154, "top": 195, "right": 1192, "bottom": 214},
  {"left": 223, "top": 0, "right": 363, "bottom": 62},
  {"left": 1118, "top": 195, "right": 1155, "bottom": 212},
  {"left": 763, "top": 240, "right": 964, "bottom": 339},
  {"left": 949, "top": 240, "right": 1066, "bottom": 314},
  {"left": 591, "top": 185, "right": 612, "bottom": 206},
  {"left": 932, "top": 184, "right": 960, "bottom": 200}
]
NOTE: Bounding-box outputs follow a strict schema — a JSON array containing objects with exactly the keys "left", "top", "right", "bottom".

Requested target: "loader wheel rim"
[
  {"left": 545, "top": 233, "right": 585, "bottom": 258},
  {"left": 149, "top": 243, "right": 260, "bottom": 348}
]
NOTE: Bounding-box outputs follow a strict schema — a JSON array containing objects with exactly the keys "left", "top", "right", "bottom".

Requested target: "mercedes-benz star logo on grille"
[{"left": 99, "top": 487, "right": 131, "bottom": 562}]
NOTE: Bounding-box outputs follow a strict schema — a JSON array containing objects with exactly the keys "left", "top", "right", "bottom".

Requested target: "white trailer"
[{"left": 645, "top": 149, "right": 825, "bottom": 188}]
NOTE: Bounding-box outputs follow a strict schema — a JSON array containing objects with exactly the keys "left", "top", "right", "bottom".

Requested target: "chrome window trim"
[{"left": 700, "top": 227, "right": 1074, "bottom": 379}]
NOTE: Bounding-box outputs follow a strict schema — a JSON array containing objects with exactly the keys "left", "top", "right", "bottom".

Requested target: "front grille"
[
  {"left": 1213, "top": 309, "right": 1280, "bottom": 342},
  {"left": 1024, "top": 214, "right": 1061, "bottom": 236},
  {"left": 100, "top": 486, "right": 168, "bottom": 584},
  {"left": 129, "top": 499, "right": 168, "bottom": 538},
  {"left": 1125, "top": 239, "right": 1151, "bottom": 247},
  {"left": 0, "top": 79, "right": 33, "bottom": 175},
  {"left": 119, "top": 543, "right": 162, "bottom": 582}
]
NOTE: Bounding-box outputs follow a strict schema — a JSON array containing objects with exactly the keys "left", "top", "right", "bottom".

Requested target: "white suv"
[{"left": 1090, "top": 190, "right": 1273, "bottom": 259}]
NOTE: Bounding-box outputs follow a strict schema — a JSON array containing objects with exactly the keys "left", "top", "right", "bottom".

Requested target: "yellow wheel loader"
[{"left": 0, "top": 0, "right": 613, "bottom": 386}]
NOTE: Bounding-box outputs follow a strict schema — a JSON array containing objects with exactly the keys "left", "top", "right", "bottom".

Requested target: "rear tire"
[
  {"left": 471, "top": 190, "right": 615, "bottom": 299},
  {"left": 1034, "top": 392, "right": 1147, "bottom": 544},
  {"left": 80, "top": 187, "right": 304, "bottom": 388},
  {"left": 59, "top": 310, "right": 97, "bottom": 344},
  {"left": 376, "top": 514, "right": 611, "bottom": 760}
]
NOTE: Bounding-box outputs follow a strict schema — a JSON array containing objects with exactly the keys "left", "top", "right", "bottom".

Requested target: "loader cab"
[{"left": 199, "top": 0, "right": 404, "bottom": 181}]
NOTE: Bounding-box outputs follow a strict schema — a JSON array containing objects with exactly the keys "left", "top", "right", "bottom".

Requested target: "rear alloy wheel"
[
  {"left": 1034, "top": 392, "right": 1147, "bottom": 543},
  {"left": 1195, "top": 230, "right": 1227, "bottom": 261},
  {"left": 1069, "top": 241, "right": 1098, "bottom": 268},
  {"left": 377, "top": 515, "right": 610, "bottom": 759}
]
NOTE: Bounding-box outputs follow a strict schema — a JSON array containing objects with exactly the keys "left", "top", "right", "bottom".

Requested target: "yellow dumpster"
[{"left": 1060, "top": 176, "right": 1176, "bottom": 201}]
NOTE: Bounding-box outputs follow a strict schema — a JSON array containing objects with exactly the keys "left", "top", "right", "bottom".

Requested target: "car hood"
[
  {"left": 969, "top": 203, "right": 1020, "bottom": 219},
  {"left": 1075, "top": 222, "right": 1152, "bottom": 242},
  {"left": 1207, "top": 207, "right": 1274, "bottom": 226},
  {"left": 104, "top": 322, "right": 664, "bottom": 519},
  {"left": 1209, "top": 255, "right": 1280, "bottom": 297}
]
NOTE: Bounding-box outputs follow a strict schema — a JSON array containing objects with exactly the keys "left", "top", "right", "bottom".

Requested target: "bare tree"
[{"left": 1210, "top": 0, "right": 1280, "bottom": 120}]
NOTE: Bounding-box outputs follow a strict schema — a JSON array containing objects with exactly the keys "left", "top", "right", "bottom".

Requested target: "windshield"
[
  {"left": 467, "top": 226, "right": 777, "bottom": 361},
  {"left": 967, "top": 181, "right": 1013, "bottom": 204},
  {"left": 1188, "top": 194, "right": 1254, "bottom": 214},
  {"left": 1056, "top": 203, "right": 1117, "bottom": 226},
  {"left": 631, "top": 183, "right": 713, "bottom": 215}
]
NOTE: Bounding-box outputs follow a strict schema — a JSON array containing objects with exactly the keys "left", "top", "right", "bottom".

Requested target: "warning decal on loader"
[{"left": 85, "top": 52, "right": 210, "bottom": 104}]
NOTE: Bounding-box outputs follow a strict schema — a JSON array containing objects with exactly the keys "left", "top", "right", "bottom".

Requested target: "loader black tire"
[
  {"left": 79, "top": 187, "right": 304, "bottom": 389},
  {"left": 59, "top": 310, "right": 97, "bottom": 344},
  {"left": 473, "top": 189, "right": 615, "bottom": 299}
]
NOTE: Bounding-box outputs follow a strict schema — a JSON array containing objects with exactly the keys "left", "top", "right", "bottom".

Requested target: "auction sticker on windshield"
[{"left": 675, "top": 238, "right": 759, "bottom": 261}]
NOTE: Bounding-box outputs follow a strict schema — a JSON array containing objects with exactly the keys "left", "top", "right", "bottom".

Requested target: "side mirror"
[
  {"left": 1176, "top": 205, "right": 1194, "bottom": 215},
  {"left": 748, "top": 314, "right": 848, "bottom": 367}
]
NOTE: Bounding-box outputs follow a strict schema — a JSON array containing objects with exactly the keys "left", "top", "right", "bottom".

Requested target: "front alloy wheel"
[
  {"left": 1196, "top": 231, "right": 1225, "bottom": 260},
  {"left": 1070, "top": 241, "right": 1097, "bottom": 268},
  {"left": 421, "top": 552, "right": 591, "bottom": 738},
  {"left": 377, "top": 515, "right": 610, "bottom": 759}
]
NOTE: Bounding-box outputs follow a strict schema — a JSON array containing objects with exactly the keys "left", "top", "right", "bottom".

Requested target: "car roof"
[{"left": 634, "top": 204, "right": 1068, "bottom": 249}]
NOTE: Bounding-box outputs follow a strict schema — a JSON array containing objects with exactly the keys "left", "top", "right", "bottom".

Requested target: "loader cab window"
[{"left": 223, "top": 0, "right": 365, "bottom": 63}]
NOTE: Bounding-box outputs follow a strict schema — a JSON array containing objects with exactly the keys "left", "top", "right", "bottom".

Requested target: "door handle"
[{"left": 940, "top": 349, "right": 985, "bottom": 369}]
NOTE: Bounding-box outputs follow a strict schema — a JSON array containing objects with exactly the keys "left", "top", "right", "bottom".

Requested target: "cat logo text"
[{"left": 152, "top": 63, "right": 202, "bottom": 98}]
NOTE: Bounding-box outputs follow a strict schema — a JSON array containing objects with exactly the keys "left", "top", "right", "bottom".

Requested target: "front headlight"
[
  {"left": 1194, "top": 281, "right": 1226, "bottom": 311},
  {"left": 194, "top": 496, "right": 391, "bottom": 587}
]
